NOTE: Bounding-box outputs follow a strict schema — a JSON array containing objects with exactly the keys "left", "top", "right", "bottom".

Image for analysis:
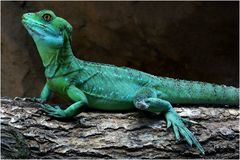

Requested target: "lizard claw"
[
  {"left": 14, "top": 97, "right": 46, "bottom": 103},
  {"left": 182, "top": 118, "right": 198, "bottom": 125},
  {"left": 182, "top": 118, "right": 206, "bottom": 128},
  {"left": 14, "top": 96, "right": 22, "bottom": 101},
  {"left": 166, "top": 119, "right": 172, "bottom": 129},
  {"left": 14, "top": 97, "right": 30, "bottom": 101}
]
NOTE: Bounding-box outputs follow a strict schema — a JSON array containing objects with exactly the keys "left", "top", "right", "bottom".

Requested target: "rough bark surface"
[{"left": 1, "top": 97, "right": 239, "bottom": 159}]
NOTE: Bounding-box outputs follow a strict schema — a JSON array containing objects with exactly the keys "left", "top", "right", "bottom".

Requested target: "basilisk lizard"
[{"left": 20, "top": 10, "right": 239, "bottom": 155}]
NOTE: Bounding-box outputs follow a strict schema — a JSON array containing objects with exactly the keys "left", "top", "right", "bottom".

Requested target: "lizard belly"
[
  {"left": 86, "top": 95, "right": 135, "bottom": 111},
  {"left": 80, "top": 84, "right": 138, "bottom": 111},
  {"left": 76, "top": 71, "right": 145, "bottom": 111}
]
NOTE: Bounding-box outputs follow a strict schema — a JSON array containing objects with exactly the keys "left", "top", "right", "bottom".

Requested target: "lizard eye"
[{"left": 42, "top": 14, "right": 52, "bottom": 22}]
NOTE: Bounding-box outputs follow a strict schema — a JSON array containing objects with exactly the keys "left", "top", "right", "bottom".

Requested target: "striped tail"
[{"left": 159, "top": 78, "right": 239, "bottom": 105}]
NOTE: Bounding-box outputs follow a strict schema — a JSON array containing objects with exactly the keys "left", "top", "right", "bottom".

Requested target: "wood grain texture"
[{"left": 1, "top": 97, "right": 239, "bottom": 159}]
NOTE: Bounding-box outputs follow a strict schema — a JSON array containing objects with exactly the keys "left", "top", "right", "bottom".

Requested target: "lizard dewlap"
[{"left": 21, "top": 9, "right": 239, "bottom": 155}]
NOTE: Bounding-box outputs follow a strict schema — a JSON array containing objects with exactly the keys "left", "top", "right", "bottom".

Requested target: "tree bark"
[{"left": 1, "top": 97, "right": 239, "bottom": 159}]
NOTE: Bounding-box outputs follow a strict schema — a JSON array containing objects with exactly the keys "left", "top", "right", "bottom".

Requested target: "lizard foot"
[
  {"left": 14, "top": 97, "right": 46, "bottom": 103},
  {"left": 165, "top": 110, "right": 205, "bottom": 155},
  {"left": 40, "top": 104, "right": 67, "bottom": 118}
]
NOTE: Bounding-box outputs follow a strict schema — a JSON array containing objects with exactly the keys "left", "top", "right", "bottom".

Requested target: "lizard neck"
[
  {"left": 36, "top": 38, "right": 77, "bottom": 78},
  {"left": 57, "top": 39, "right": 76, "bottom": 66},
  {"left": 35, "top": 37, "right": 76, "bottom": 68}
]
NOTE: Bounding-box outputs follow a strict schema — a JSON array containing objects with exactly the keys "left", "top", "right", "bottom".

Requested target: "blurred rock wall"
[{"left": 1, "top": 1, "right": 239, "bottom": 98}]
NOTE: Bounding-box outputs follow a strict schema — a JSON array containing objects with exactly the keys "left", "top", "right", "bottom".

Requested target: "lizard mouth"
[
  {"left": 29, "top": 26, "right": 44, "bottom": 37},
  {"left": 23, "top": 23, "right": 45, "bottom": 39},
  {"left": 22, "top": 17, "right": 62, "bottom": 40},
  {"left": 22, "top": 17, "right": 45, "bottom": 38}
]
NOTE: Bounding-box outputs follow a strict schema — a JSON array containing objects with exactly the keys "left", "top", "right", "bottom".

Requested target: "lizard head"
[{"left": 22, "top": 10, "right": 72, "bottom": 49}]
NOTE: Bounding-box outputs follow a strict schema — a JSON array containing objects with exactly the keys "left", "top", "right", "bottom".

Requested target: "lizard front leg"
[
  {"left": 133, "top": 87, "right": 205, "bottom": 155},
  {"left": 41, "top": 85, "right": 88, "bottom": 118},
  {"left": 14, "top": 83, "right": 52, "bottom": 103}
]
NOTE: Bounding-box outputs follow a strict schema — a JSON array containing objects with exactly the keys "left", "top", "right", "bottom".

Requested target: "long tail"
[{"left": 159, "top": 77, "right": 239, "bottom": 105}]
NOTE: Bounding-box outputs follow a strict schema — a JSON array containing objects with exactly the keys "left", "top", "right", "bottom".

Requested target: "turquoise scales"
[
  {"left": 48, "top": 58, "right": 238, "bottom": 107},
  {"left": 21, "top": 9, "right": 239, "bottom": 155}
]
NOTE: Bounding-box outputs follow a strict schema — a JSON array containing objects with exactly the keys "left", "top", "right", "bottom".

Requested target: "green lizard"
[{"left": 20, "top": 10, "right": 239, "bottom": 155}]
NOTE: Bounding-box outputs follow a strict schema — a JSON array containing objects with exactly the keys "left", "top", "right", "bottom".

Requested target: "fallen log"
[{"left": 1, "top": 97, "right": 239, "bottom": 159}]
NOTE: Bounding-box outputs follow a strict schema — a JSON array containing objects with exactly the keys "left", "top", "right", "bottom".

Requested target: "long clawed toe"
[
  {"left": 39, "top": 104, "right": 66, "bottom": 118},
  {"left": 182, "top": 118, "right": 198, "bottom": 125},
  {"left": 14, "top": 97, "right": 30, "bottom": 101},
  {"left": 165, "top": 111, "right": 205, "bottom": 155},
  {"left": 182, "top": 118, "right": 206, "bottom": 128},
  {"left": 14, "top": 97, "right": 45, "bottom": 103},
  {"left": 172, "top": 124, "right": 180, "bottom": 141}
]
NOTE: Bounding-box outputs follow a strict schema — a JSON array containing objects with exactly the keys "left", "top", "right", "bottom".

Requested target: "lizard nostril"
[
  {"left": 22, "top": 13, "right": 29, "bottom": 19},
  {"left": 22, "top": 15, "right": 27, "bottom": 21},
  {"left": 23, "top": 13, "right": 32, "bottom": 17}
]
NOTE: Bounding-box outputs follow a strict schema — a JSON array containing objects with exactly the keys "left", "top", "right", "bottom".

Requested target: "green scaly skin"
[{"left": 21, "top": 10, "right": 239, "bottom": 155}]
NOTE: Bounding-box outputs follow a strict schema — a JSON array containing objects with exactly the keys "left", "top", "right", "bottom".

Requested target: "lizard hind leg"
[{"left": 133, "top": 88, "right": 205, "bottom": 155}]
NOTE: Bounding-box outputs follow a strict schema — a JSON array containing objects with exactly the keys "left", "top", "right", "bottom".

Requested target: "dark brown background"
[{"left": 1, "top": 1, "right": 239, "bottom": 98}]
